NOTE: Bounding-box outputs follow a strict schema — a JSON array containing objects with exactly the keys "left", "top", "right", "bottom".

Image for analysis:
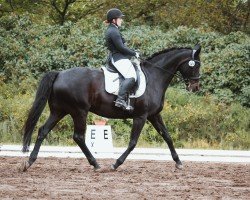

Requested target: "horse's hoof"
[
  {"left": 175, "top": 163, "right": 183, "bottom": 170},
  {"left": 94, "top": 168, "right": 101, "bottom": 172},
  {"left": 111, "top": 164, "right": 117, "bottom": 171},
  {"left": 19, "top": 161, "right": 30, "bottom": 172},
  {"left": 94, "top": 165, "right": 101, "bottom": 172},
  {"left": 94, "top": 167, "right": 101, "bottom": 172}
]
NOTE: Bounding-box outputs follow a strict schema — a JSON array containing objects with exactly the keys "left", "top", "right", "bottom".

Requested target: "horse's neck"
[{"left": 146, "top": 50, "right": 187, "bottom": 88}]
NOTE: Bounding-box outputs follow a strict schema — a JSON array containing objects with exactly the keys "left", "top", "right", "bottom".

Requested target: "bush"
[
  {"left": 201, "top": 32, "right": 250, "bottom": 106},
  {"left": 163, "top": 88, "right": 250, "bottom": 149},
  {"left": 0, "top": 16, "right": 107, "bottom": 82},
  {"left": 1, "top": 16, "right": 249, "bottom": 106}
]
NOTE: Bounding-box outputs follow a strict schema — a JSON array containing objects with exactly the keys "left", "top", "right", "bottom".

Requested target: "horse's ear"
[{"left": 194, "top": 44, "right": 201, "bottom": 56}]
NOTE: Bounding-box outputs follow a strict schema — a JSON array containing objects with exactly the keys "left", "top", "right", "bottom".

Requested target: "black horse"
[{"left": 21, "top": 45, "right": 201, "bottom": 172}]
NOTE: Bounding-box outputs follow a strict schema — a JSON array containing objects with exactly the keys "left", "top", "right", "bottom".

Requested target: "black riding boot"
[{"left": 115, "top": 78, "right": 135, "bottom": 111}]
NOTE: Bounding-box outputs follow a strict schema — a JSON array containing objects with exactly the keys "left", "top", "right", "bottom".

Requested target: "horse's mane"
[{"left": 145, "top": 47, "right": 192, "bottom": 61}]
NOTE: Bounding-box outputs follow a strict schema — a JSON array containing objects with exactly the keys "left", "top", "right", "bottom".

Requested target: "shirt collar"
[{"left": 110, "top": 23, "right": 118, "bottom": 29}]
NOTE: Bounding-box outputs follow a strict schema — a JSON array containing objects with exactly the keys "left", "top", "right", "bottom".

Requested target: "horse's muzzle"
[{"left": 186, "top": 80, "right": 200, "bottom": 92}]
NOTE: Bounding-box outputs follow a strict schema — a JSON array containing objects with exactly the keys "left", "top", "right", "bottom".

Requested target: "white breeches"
[{"left": 111, "top": 58, "right": 137, "bottom": 81}]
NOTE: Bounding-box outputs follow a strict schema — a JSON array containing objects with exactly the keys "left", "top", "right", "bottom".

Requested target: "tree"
[
  {"left": 0, "top": 0, "right": 248, "bottom": 32},
  {"left": 49, "top": 0, "right": 76, "bottom": 25}
]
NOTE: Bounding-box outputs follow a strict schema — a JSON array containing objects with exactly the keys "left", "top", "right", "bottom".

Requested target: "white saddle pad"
[{"left": 101, "top": 65, "right": 146, "bottom": 98}]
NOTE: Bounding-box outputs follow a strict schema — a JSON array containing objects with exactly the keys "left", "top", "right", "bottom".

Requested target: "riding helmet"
[{"left": 107, "top": 8, "right": 125, "bottom": 22}]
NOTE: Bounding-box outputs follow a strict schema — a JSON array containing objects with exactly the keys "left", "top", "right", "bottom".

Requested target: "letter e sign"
[{"left": 85, "top": 125, "right": 113, "bottom": 155}]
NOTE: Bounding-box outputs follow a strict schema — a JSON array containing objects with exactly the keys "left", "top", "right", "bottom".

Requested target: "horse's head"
[{"left": 178, "top": 44, "right": 201, "bottom": 92}]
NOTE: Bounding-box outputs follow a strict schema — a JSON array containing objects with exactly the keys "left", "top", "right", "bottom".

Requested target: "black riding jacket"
[{"left": 105, "top": 23, "right": 136, "bottom": 62}]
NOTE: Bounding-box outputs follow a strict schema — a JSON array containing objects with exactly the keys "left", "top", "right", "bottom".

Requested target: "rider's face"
[{"left": 116, "top": 18, "right": 123, "bottom": 27}]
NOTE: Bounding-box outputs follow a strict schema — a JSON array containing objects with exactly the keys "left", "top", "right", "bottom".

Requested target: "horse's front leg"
[
  {"left": 72, "top": 111, "right": 100, "bottom": 170},
  {"left": 148, "top": 114, "right": 183, "bottom": 169},
  {"left": 112, "top": 115, "right": 147, "bottom": 170}
]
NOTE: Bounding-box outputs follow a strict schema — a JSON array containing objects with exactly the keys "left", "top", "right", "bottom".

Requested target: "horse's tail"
[{"left": 22, "top": 71, "right": 59, "bottom": 152}]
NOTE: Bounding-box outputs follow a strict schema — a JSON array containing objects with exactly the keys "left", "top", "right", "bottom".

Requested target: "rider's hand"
[{"left": 135, "top": 52, "right": 140, "bottom": 59}]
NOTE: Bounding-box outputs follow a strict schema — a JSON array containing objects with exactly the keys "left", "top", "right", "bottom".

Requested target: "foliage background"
[{"left": 0, "top": 0, "right": 249, "bottom": 149}]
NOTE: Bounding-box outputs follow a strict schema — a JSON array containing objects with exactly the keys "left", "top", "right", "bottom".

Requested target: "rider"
[{"left": 105, "top": 8, "right": 139, "bottom": 111}]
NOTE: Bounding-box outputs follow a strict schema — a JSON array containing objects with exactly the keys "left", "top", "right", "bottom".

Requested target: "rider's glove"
[{"left": 135, "top": 52, "right": 140, "bottom": 59}]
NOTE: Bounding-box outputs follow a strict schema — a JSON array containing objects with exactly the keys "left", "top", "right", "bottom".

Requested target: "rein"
[
  {"left": 141, "top": 59, "right": 183, "bottom": 79},
  {"left": 141, "top": 56, "right": 200, "bottom": 83},
  {"left": 141, "top": 47, "right": 201, "bottom": 82}
]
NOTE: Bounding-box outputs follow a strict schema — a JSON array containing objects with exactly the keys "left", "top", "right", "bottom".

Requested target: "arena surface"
[{"left": 0, "top": 156, "right": 249, "bottom": 200}]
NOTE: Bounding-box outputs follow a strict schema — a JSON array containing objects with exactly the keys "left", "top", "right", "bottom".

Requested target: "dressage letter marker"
[
  {"left": 104, "top": 129, "right": 108, "bottom": 139},
  {"left": 86, "top": 125, "right": 114, "bottom": 156},
  {"left": 91, "top": 129, "right": 96, "bottom": 139}
]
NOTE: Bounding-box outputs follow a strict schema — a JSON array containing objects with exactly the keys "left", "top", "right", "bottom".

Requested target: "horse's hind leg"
[
  {"left": 148, "top": 114, "right": 183, "bottom": 169},
  {"left": 72, "top": 112, "right": 100, "bottom": 170},
  {"left": 21, "top": 113, "right": 64, "bottom": 172}
]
